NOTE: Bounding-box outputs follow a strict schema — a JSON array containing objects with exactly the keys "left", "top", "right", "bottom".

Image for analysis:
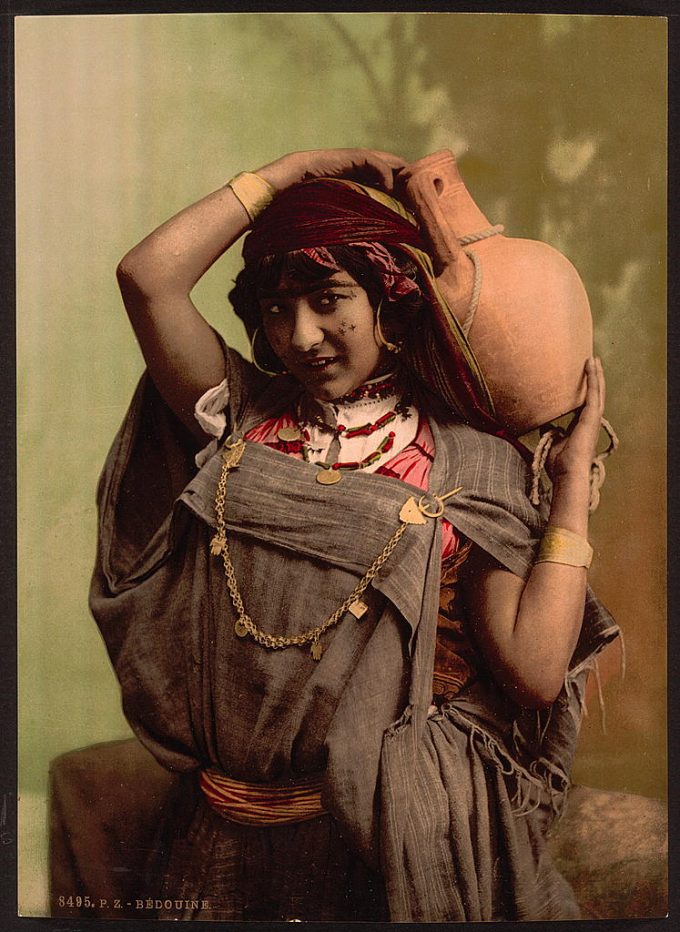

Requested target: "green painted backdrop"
[{"left": 16, "top": 12, "right": 666, "bottom": 916}]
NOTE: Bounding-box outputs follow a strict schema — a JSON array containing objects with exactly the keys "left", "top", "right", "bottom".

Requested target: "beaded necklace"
[
  {"left": 333, "top": 373, "right": 399, "bottom": 404},
  {"left": 301, "top": 429, "right": 396, "bottom": 471},
  {"left": 297, "top": 395, "right": 411, "bottom": 471}
]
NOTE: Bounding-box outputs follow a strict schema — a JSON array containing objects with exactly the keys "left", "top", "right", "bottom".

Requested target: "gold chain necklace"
[{"left": 210, "top": 438, "right": 461, "bottom": 661}]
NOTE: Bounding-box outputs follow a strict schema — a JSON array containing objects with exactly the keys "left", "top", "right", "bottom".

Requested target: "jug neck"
[
  {"left": 435, "top": 178, "right": 491, "bottom": 239},
  {"left": 406, "top": 152, "right": 492, "bottom": 240}
]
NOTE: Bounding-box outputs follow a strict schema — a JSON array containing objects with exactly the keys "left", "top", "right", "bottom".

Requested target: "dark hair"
[{"left": 229, "top": 243, "right": 425, "bottom": 339}]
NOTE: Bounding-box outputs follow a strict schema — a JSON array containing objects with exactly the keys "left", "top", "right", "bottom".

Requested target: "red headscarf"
[{"left": 242, "top": 178, "right": 424, "bottom": 263}]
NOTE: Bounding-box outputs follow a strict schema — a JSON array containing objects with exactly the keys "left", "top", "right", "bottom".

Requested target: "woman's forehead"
[{"left": 257, "top": 271, "right": 360, "bottom": 300}]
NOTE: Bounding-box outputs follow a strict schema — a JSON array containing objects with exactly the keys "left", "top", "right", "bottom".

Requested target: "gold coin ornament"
[
  {"left": 316, "top": 468, "right": 342, "bottom": 486},
  {"left": 399, "top": 497, "right": 428, "bottom": 525},
  {"left": 234, "top": 619, "right": 249, "bottom": 638},
  {"left": 210, "top": 535, "right": 225, "bottom": 556},
  {"left": 310, "top": 641, "right": 324, "bottom": 661},
  {"left": 277, "top": 426, "right": 303, "bottom": 442},
  {"left": 348, "top": 599, "right": 369, "bottom": 620}
]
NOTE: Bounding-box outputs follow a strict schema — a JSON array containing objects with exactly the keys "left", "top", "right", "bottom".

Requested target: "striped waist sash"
[{"left": 199, "top": 767, "right": 327, "bottom": 826}]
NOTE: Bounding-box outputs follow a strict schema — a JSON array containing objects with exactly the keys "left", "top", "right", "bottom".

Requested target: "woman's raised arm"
[
  {"left": 116, "top": 184, "right": 248, "bottom": 435},
  {"left": 463, "top": 358, "right": 606, "bottom": 708},
  {"left": 116, "top": 148, "right": 406, "bottom": 436}
]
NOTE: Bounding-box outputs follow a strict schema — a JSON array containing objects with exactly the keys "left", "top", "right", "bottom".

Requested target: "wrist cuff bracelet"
[
  {"left": 535, "top": 526, "right": 593, "bottom": 568},
  {"left": 227, "top": 171, "right": 276, "bottom": 222}
]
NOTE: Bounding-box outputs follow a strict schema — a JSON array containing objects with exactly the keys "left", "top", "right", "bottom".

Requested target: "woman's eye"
[{"left": 318, "top": 292, "right": 343, "bottom": 308}]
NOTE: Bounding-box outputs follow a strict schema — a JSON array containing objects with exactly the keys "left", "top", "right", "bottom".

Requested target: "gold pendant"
[
  {"left": 316, "top": 468, "right": 342, "bottom": 485},
  {"left": 310, "top": 640, "right": 324, "bottom": 661},
  {"left": 399, "top": 496, "right": 428, "bottom": 525},
  {"left": 348, "top": 599, "right": 368, "bottom": 620},
  {"left": 223, "top": 438, "right": 246, "bottom": 469},
  {"left": 234, "top": 619, "right": 249, "bottom": 638},
  {"left": 210, "top": 535, "right": 225, "bottom": 556},
  {"left": 277, "top": 426, "right": 302, "bottom": 442}
]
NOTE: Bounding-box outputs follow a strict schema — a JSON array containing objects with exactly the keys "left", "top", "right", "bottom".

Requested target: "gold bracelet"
[
  {"left": 227, "top": 171, "right": 276, "bottom": 222},
  {"left": 535, "top": 526, "right": 593, "bottom": 568}
]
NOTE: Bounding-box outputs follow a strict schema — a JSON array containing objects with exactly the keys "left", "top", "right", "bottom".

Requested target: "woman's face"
[{"left": 259, "top": 270, "right": 391, "bottom": 401}]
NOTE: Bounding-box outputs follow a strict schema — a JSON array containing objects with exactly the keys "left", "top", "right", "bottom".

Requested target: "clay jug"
[{"left": 404, "top": 150, "right": 592, "bottom": 435}]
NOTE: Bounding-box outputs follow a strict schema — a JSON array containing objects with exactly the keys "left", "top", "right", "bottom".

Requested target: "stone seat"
[{"left": 48, "top": 737, "right": 667, "bottom": 920}]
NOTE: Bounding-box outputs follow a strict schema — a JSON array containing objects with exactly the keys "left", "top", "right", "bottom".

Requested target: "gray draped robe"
[{"left": 90, "top": 351, "right": 619, "bottom": 921}]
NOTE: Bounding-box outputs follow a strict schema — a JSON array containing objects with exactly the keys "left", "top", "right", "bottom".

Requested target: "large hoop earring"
[
  {"left": 374, "top": 301, "right": 403, "bottom": 354},
  {"left": 250, "top": 327, "right": 288, "bottom": 376}
]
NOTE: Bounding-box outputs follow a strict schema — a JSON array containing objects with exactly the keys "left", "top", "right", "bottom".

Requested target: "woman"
[{"left": 92, "top": 148, "right": 618, "bottom": 921}]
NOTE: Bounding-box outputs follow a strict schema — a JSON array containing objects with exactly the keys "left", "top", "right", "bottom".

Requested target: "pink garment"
[{"left": 244, "top": 414, "right": 460, "bottom": 560}]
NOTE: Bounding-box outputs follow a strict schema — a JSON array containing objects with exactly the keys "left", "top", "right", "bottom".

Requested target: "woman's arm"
[
  {"left": 116, "top": 148, "right": 406, "bottom": 436},
  {"left": 462, "top": 358, "right": 605, "bottom": 708}
]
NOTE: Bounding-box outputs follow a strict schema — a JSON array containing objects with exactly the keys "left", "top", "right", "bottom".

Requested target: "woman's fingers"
[
  {"left": 564, "top": 358, "right": 605, "bottom": 456},
  {"left": 368, "top": 149, "right": 408, "bottom": 167},
  {"left": 305, "top": 148, "right": 406, "bottom": 188},
  {"left": 596, "top": 355, "right": 606, "bottom": 412},
  {"left": 257, "top": 148, "right": 408, "bottom": 194},
  {"left": 341, "top": 149, "right": 406, "bottom": 190},
  {"left": 581, "top": 357, "right": 605, "bottom": 424},
  {"left": 547, "top": 357, "right": 607, "bottom": 477},
  {"left": 366, "top": 150, "right": 409, "bottom": 186},
  {"left": 361, "top": 159, "right": 399, "bottom": 191}
]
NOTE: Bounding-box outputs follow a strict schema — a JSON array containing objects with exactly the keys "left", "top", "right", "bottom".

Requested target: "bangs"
[{"left": 254, "top": 249, "right": 340, "bottom": 296}]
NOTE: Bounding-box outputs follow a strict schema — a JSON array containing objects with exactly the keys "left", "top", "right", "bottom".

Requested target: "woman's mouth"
[{"left": 299, "top": 356, "right": 340, "bottom": 372}]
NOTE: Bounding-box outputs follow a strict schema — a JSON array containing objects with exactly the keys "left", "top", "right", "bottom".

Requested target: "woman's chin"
[
  {"left": 308, "top": 372, "right": 374, "bottom": 402},
  {"left": 291, "top": 357, "right": 391, "bottom": 402},
  {"left": 308, "top": 382, "right": 351, "bottom": 402},
  {"left": 293, "top": 365, "right": 354, "bottom": 401}
]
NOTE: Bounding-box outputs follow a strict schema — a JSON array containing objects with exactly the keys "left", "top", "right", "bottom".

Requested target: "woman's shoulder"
[
  {"left": 411, "top": 382, "right": 529, "bottom": 470},
  {"left": 429, "top": 417, "right": 542, "bottom": 562},
  {"left": 433, "top": 416, "right": 532, "bottom": 475}
]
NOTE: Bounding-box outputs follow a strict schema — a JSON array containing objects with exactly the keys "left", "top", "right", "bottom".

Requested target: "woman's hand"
[
  {"left": 255, "top": 148, "right": 407, "bottom": 194},
  {"left": 545, "top": 357, "right": 605, "bottom": 482}
]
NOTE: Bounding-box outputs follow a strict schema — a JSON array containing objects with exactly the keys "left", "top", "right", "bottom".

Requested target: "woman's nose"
[{"left": 289, "top": 305, "right": 324, "bottom": 352}]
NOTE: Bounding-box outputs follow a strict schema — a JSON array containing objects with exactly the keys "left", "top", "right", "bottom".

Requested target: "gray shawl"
[{"left": 90, "top": 350, "right": 618, "bottom": 920}]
